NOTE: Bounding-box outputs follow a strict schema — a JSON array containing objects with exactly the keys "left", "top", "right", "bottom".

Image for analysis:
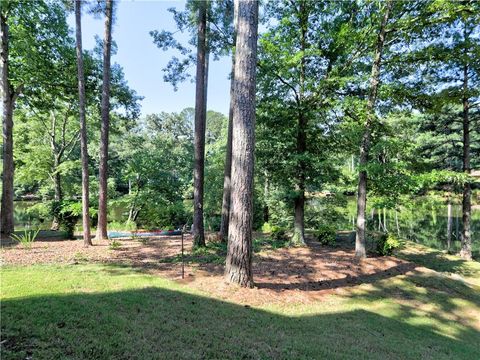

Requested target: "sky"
[{"left": 68, "top": 0, "right": 231, "bottom": 117}]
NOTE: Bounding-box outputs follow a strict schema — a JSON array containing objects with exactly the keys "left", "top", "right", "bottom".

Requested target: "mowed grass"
[{"left": 1, "top": 253, "right": 480, "bottom": 359}]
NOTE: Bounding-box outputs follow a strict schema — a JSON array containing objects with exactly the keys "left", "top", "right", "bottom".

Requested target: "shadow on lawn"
[
  {"left": 1, "top": 280, "right": 479, "bottom": 360},
  {"left": 396, "top": 243, "right": 480, "bottom": 279}
]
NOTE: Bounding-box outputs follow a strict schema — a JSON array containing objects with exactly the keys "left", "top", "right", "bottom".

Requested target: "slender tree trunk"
[
  {"left": 263, "top": 172, "right": 269, "bottom": 223},
  {"left": 395, "top": 209, "right": 400, "bottom": 236},
  {"left": 219, "top": 57, "right": 235, "bottom": 243},
  {"left": 75, "top": 0, "right": 92, "bottom": 246},
  {"left": 0, "top": 13, "right": 14, "bottom": 236},
  {"left": 383, "top": 208, "right": 387, "bottom": 232},
  {"left": 225, "top": 0, "right": 258, "bottom": 288},
  {"left": 96, "top": 0, "right": 113, "bottom": 240},
  {"left": 292, "top": 1, "right": 308, "bottom": 246},
  {"left": 49, "top": 156, "right": 63, "bottom": 231},
  {"left": 192, "top": 0, "right": 207, "bottom": 247},
  {"left": 447, "top": 200, "right": 452, "bottom": 251},
  {"left": 460, "top": 60, "right": 472, "bottom": 260},
  {"left": 355, "top": 0, "right": 392, "bottom": 259}
]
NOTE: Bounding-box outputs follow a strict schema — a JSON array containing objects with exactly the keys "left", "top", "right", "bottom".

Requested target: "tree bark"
[
  {"left": 96, "top": 0, "right": 113, "bottom": 240},
  {"left": 225, "top": 0, "right": 258, "bottom": 288},
  {"left": 75, "top": 0, "right": 92, "bottom": 246},
  {"left": 0, "top": 13, "right": 14, "bottom": 236},
  {"left": 192, "top": 0, "right": 207, "bottom": 247},
  {"left": 355, "top": 0, "right": 392, "bottom": 259},
  {"left": 460, "top": 59, "right": 472, "bottom": 260},
  {"left": 446, "top": 200, "right": 452, "bottom": 251},
  {"left": 219, "top": 57, "right": 235, "bottom": 243},
  {"left": 292, "top": 1, "right": 308, "bottom": 246}
]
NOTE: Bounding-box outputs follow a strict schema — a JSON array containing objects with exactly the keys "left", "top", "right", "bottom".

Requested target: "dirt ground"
[{"left": 1, "top": 234, "right": 416, "bottom": 305}]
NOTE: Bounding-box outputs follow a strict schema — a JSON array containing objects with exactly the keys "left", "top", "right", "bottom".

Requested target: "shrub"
[
  {"left": 11, "top": 228, "right": 40, "bottom": 249},
  {"left": 314, "top": 225, "right": 336, "bottom": 246},
  {"left": 271, "top": 225, "right": 289, "bottom": 242},
  {"left": 109, "top": 239, "right": 122, "bottom": 250},
  {"left": 261, "top": 222, "right": 273, "bottom": 233},
  {"left": 376, "top": 232, "right": 400, "bottom": 256},
  {"left": 51, "top": 201, "right": 81, "bottom": 239}
]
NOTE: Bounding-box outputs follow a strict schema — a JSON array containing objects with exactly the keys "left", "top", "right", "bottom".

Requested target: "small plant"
[
  {"left": 73, "top": 252, "right": 88, "bottom": 263},
  {"left": 270, "top": 225, "right": 289, "bottom": 242},
  {"left": 376, "top": 232, "right": 400, "bottom": 256},
  {"left": 314, "top": 225, "right": 336, "bottom": 246},
  {"left": 109, "top": 239, "right": 122, "bottom": 250},
  {"left": 131, "top": 231, "right": 139, "bottom": 241},
  {"left": 11, "top": 228, "right": 40, "bottom": 249},
  {"left": 261, "top": 222, "right": 273, "bottom": 233}
]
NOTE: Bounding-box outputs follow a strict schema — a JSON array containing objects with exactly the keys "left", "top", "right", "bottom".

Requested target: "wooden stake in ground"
[{"left": 225, "top": 0, "right": 259, "bottom": 288}]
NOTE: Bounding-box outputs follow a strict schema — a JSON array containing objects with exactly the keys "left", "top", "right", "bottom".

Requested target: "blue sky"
[{"left": 69, "top": 0, "right": 231, "bottom": 117}]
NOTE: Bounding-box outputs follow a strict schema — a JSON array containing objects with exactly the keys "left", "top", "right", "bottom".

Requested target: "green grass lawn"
[{"left": 2, "top": 248, "right": 480, "bottom": 359}]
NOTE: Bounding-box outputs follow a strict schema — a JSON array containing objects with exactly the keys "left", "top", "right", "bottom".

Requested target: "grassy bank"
[{"left": 2, "top": 251, "right": 479, "bottom": 359}]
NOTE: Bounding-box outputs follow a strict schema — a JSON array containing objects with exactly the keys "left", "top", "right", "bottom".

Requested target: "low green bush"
[
  {"left": 376, "top": 232, "right": 400, "bottom": 256},
  {"left": 109, "top": 239, "right": 122, "bottom": 250},
  {"left": 51, "top": 201, "right": 81, "bottom": 239},
  {"left": 261, "top": 222, "right": 273, "bottom": 233},
  {"left": 271, "top": 226, "right": 289, "bottom": 242},
  {"left": 11, "top": 229, "right": 40, "bottom": 249},
  {"left": 314, "top": 225, "right": 336, "bottom": 246}
]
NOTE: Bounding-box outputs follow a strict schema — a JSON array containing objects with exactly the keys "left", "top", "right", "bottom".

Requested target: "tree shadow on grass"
[
  {"left": 396, "top": 243, "right": 480, "bottom": 280},
  {"left": 1, "top": 281, "right": 479, "bottom": 360}
]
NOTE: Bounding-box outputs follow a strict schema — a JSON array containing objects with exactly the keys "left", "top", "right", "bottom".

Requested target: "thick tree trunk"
[
  {"left": 460, "top": 61, "right": 472, "bottom": 260},
  {"left": 219, "top": 57, "right": 235, "bottom": 243},
  {"left": 192, "top": 0, "right": 207, "bottom": 247},
  {"left": 0, "top": 13, "right": 14, "bottom": 236},
  {"left": 355, "top": 0, "right": 392, "bottom": 259},
  {"left": 96, "top": 0, "right": 113, "bottom": 240},
  {"left": 75, "top": 0, "right": 92, "bottom": 246},
  {"left": 225, "top": 0, "right": 258, "bottom": 288}
]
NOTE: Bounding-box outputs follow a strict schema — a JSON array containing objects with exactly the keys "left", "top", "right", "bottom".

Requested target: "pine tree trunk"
[
  {"left": 460, "top": 60, "right": 472, "bottom": 260},
  {"left": 355, "top": 0, "right": 392, "bottom": 259},
  {"left": 192, "top": 0, "right": 207, "bottom": 247},
  {"left": 225, "top": 0, "right": 258, "bottom": 288},
  {"left": 0, "top": 13, "right": 14, "bottom": 236},
  {"left": 75, "top": 0, "right": 92, "bottom": 246},
  {"left": 292, "top": 2, "right": 308, "bottom": 246},
  {"left": 219, "top": 57, "right": 235, "bottom": 243},
  {"left": 97, "top": 0, "right": 113, "bottom": 240}
]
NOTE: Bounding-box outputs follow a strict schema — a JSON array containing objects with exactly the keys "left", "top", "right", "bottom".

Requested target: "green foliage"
[
  {"left": 314, "top": 225, "right": 336, "bottom": 246},
  {"left": 11, "top": 229, "right": 40, "bottom": 249},
  {"left": 261, "top": 222, "right": 273, "bottom": 233},
  {"left": 270, "top": 225, "right": 289, "bottom": 242},
  {"left": 109, "top": 221, "right": 137, "bottom": 231},
  {"left": 50, "top": 201, "right": 81, "bottom": 239},
  {"left": 109, "top": 240, "right": 122, "bottom": 250},
  {"left": 375, "top": 233, "right": 401, "bottom": 256}
]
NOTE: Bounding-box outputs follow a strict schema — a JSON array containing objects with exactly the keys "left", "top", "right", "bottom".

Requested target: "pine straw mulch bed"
[{"left": 1, "top": 233, "right": 417, "bottom": 305}]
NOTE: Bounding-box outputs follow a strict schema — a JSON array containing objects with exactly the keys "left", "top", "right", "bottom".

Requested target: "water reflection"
[{"left": 331, "top": 198, "right": 479, "bottom": 254}]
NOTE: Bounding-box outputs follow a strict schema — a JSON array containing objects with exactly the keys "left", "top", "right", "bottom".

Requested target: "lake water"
[{"left": 13, "top": 197, "right": 479, "bottom": 254}]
